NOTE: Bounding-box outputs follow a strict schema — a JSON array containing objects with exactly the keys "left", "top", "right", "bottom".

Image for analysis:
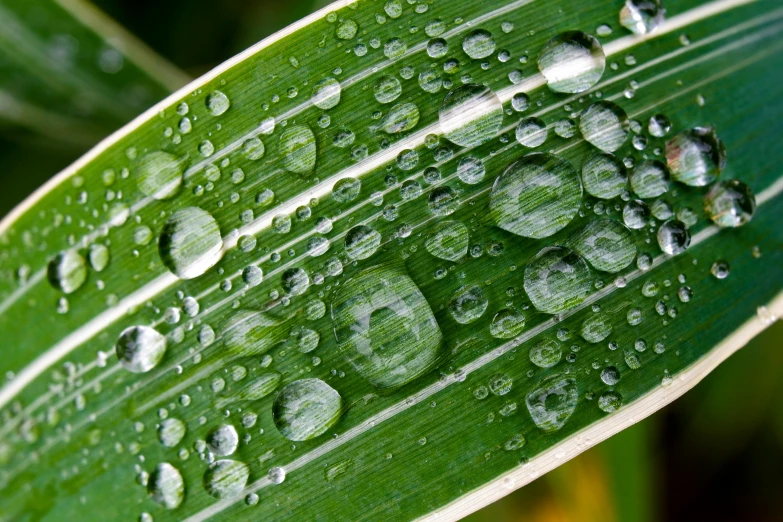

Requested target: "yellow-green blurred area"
[{"left": 1, "top": 1, "right": 781, "bottom": 520}]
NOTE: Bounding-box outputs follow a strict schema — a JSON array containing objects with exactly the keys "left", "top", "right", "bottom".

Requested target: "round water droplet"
[
  {"left": 579, "top": 101, "right": 629, "bottom": 153},
  {"left": 279, "top": 125, "right": 317, "bottom": 174},
  {"left": 630, "top": 160, "right": 670, "bottom": 198},
  {"left": 47, "top": 250, "right": 87, "bottom": 294},
  {"left": 336, "top": 19, "right": 358, "bottom": 40},
  {"left": 333, "top": 178, "right": 361, "bottom": 203},
  {"left": 515, "top": 117, "right": 548, "bottom": 147},
  {"left": 148, "top": 463, "right": 184, "bottom": 509},
  {"left": 457, "top": 156, "right": 485, "bottom": 185},
  {"left": 158, "top": 418, "right": 186, "bottom": 447},
  {"left": 206, "top": 424, "right": 238, "bottom": 456},
  {"left": 598, "top": 391, "right": 622, "bottom": 413},
  {"left": 571, "top": 218, "right": 636, "bottom": 273},
  {"left": 203, "top": 459, "right": 249, "bottom": 499},
  {"left": 374, "top": 75, "right": 402, "bottom": 104},
  {"left": 462, "top": 29, "right": 496, "bottom": 59},
  {"left": 428, "top": 186, "right": 459, "bottom": 216},
  {"left": 580, "top": 314, "right": 612, "bottom": 343},
  {"left": 490, "top": 308, "right": 526, "bottom": 339},
  {"left": 116, "top": 326, "right": 166, "bottom": 373},
  {"left": 489, "top": 373, "right": 513, "bottom": 396},
  {"left": 711, "top": 260, "right": 730, "bottom": 279},
  {"left": 538, "top": 31, "right": 606, "bottom": 93},
  {"left": 623, "top": 199, "right": 650, "bottom": 229},
  {"left": 206, "top": 91, "right": 230, "bottom": 116},
  {"left": 331, "top": 266, "right": 442, "bottom": 390},
  {"left": 524, "top": 246, "right": 591, "bottom": 314},
  {"left": 529, "top": 339, "right": 563, "bottom": 368},
  {"left": 620, "top": 0, "right": 666, "bottom": 35},
  {"left": 581, "top": 152, "right": 626, "bottom": 199},
  {"left": 282, "top": 267, "right": 310, "bottom": 295},
  {"left": 273, "top": 378, "right": 343, "bottom": 441},
  {"left": 159, "top": 207, "right": 223, "bottom": 279},
  {"left": 222, "top": 310, "right": 282, "bottom": 356},
  {"left": 425, "top": 221, "right": 469, "bottom": 261},
  {"left": 448, "top": 285, "right": 489, "bottom": 324},
  {"left": 648, "top": 114, "right": 671, "bottom": 137},
  {"left": 439, "top": 84, "right": 503, "bottom": 148},
  {"left": 136, "top": 151, "right": 184, "bottom": 200},
  {"left": 344, "top": 225, "right": 381, "bottom": 260},
  {"left": 657, "top": 219, "right": 691, "bottom": 255},
  {"left": 601, "top": 366, "right": 621, "bottom": 385},
  {"left": 379, "top": 103, "right": 420, "bottom": 134},
  {"left": 526, "top": 375, "right": 578, "bottom": 432},
  {"left": 312, "top": 77, "right": 341, "bottom": 109},
  {"left": 490, "top": 153, "right": 582, "bottom": 239},
  {"left": 666, "top": 127, "right": 726, "bottom": 186},
  {"left": 704, "top": 180, "right": 756, "bottom": 227}
]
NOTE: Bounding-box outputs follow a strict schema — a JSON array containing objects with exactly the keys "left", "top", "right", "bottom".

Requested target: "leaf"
[
  {"left": 0, "top": 0, "right": 782, "bottom": 520},
  {"left": 0, "top": 0, "right": 188, "bottom": 146}
]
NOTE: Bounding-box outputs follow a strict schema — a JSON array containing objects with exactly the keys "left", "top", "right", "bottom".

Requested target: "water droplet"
[
  {"left": 666, "top": 127, "right": 726, "bottom": 186},
  {"left": 116, "top": 326, "right": 166, "bottom": 373},
  {"left": 457, "top": 156, "right": 486, "bottom": 185},
  {"left": 623, "top": 199, "right": 650, "bottom": 229},
  {"left": 620, "top": 0, "right": 666, "bottom": 35},
  {"left": 222, "top": 310, "right": 282, "bottom": 355},
  {"left": 336, "top": 19, "right": 358, "bottom": 40},
  {"left": 158, "top": 207, "right": 223, "bottom": 279},
  {"left": 344, "top": 225, "right": 381, "bottom": 260},
  {"left": 598, "top": 391, "right": 623, "bottom": 412},
  {"left": 524, "top": 246, "right": 592, "bottom": 314},
  {"left": 648, "top": 114, "right": 671, "bottom": 137},
  {"left": 203, "top": 460, "right": 249, "bottom": 498},
  {"left": 657, "top": 219, "right": 691, "bottom": 255},
  {"left": 439, "top": 84, "right": 503, "bottom": 148},
  {"left": 710, "top": 260, "right": 730, "bottom": 279},
  {"left": 530, "top": 339, "right": 563, "bottom": 368},
  {"left": 580, "top": 314, "right": 612, "bottom": 343},
  {"left": 47, "top": 250, "right": 87, "bottom": 294},
  {"left": 268, "top": 466, "right": 286, "bottom": 484},
  {"left": 490, "top": 153, "right": 582, "bottom": 239},
  {"left": 704, "top": 180, "right": 756, "bottom": 227},
  {"left": 158, "top": 418, "right": 186, "bottom": 447},
  {"left": 428, "top": 186, "right": 459, "bottom": 216},
  {"left": 206, "top": 91, "right": 230, "bottom": 116},
  {"left": 526, "top": 375, "right": 578, "bottom": 432},
  {"left": 148, "top": 463, "right": 184, "bottom": 509},
  {"left": 374, "top": 75, "right": 402, "bottom": 104},
  {"left": 282, "top": 268, "right": 310, "bottom": 295},
  {"left": 463, "top": 29, "right": 496, "bottom": 59},
  {"left": 279, "top": 125, "right": 317, "bottom": 174},
  {"left": 448, "top": 285, "right": 489, "bottom": 324},
  {"left": 333, "top": 177, "right": 361, "bottom": 203},
  {"left": 207, "top": 424, "right": 239, "bottom": 456},
  {"left": 490, "top": 308, "right": 526, "bottom": 338},
  {"left": 515, "top": 117, "right": 548, "bottom": 147},
  {"left": 630, "top": 160, "right": 670, "bottom": 198},
  {"left": 312, "top": 77, "right": 341, "bottom": 109},
  {"left": 273, "top": 378, "right": 343, "bottom": 441},
  {"left": 489, "top": 373, "right": 513, "bottom": 396},
  {"left": 425, "top": 221, "right": 469, "bottom": 261},
  {"left": 379, "top": 103, "right": 420, "bottom": 134},
  {"left": 511, "top": 93, "right": 530, "bottom": 112},
  {"left": 571, "top": 218, "right": 636, "bottom": 273},
  {"left": 331, "top": 266, "right": 442, "bottom": 390},
  {"left": 136, "top": 151, "right": 184, "bottom": 200},
  {"left": 538, "top": 32, "right": 606, "bottom": 93},
  {"left": 579, "top": 101, "right": 629, "bottom": 152},
  {"left": 581, "top": 153, "right": 626, "bottom": 199}
]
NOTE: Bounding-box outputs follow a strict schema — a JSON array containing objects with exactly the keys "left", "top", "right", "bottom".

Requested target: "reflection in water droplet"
[
  {"left": 206, "top": 424, "right": 239, "bottom": 456},
  {"left": 581, "top": 153, "right": 626, "bottom": 199},
  {"left": 148, "top": 463, "right": 184, "bottom": 509},
  {"left": 439, "top": 84, "right": 503, "bottom": 148},
  {"left": 601, "top": 366, "right": 621, "bottom": 385},
  {"left": 331, "top": 266, "right": 442, "bottom": 390},
  {"left": 344, "top": 225, "right": 381, "bottom": 260},
  {"left": 47, "top": 250, "right": 87, "bottom": 294},
  {"left": 428, "top": 186, "right": 459, "bottom": 216},
  {"left": 222, "top": 310, "right": 282, "bottom": 356},
  {"left": 463, "top": 29, "right": 496, "bottom": 59},
  {"left": 273, "top": 378, "right": 343, "bottom": 441},
  {"left": 515, "top": 117, "right": 548, "bottom": 147},
  {"left": 623, "top": 199, "right": 650, "bottom": 229},
  {"left": 524, "top": 247, "right": 591, "bottom": 314},
  {"left": 158, "top": 418, "right": 187, "bottom": 447},
  {"left": 490, "top": 153, "right": 582, "bottom": 239},
  {"left": 206, "top": 91, "right": 230, "bottom": 116},
  {"left": 657, "top": 219, "right": 691, "bottom": 255},
  {"left": 282, "top": 268, "right": 310, "bottom": 295},
  {"left": 203, "top": 460, "right": 249, "bottom": 499},
  {"left": 648, "top": 114, "right": 671, "bottom": 137},
  {"left": 630, "top": 160, "right": 670, "bottom": 198},
  {"left": 711, "top": 260, "right": 730, "bottom": 279},
  {"left": 457, "top": 156, "right": 485, "bottom": 185},
  {"left": 538, "top": 31, "right": 605, "bottom": 93},
  {"left": 529, "top": 339, "right": 563, "bottom": 368},
  {"left": 598, "top": 391, "right": 623, "bottom": 413},
  {"left": 426, "top": 221, "right": 469, "bottom": 261},
  {"left": 666, "top": 127, "right": 726, "bottom": 186},
  {"left": 571, "top": 218, "right": 636, "bottom": 273},
  {"left": 704, "top": 180, "right": 755, "bottom": 227},
  {"left": 333, "top": 177, "right": 361, "bottom": 203},
  {"left": 158, "top": 207, "right": 223, "bottom": 279},
  {"left": 279, "top": 125, "right": 317, "bottom": 174},
  {"left": 312, "top": 77, "right": 342, "bottom": 109},
  {"left": 580, "top": 313, "right": 612, "bottom": 343},
  {"left": 620, "top": 0, "right": 666, "bottom": 35},
  {"left": 116, "top": 326, "right": 166, "bottom": 373},
  {"left": 379, "top": 103, "right": 420, "bottom": 134},
  {"left": 374, "top": 75, "right": 402, "bottom": 104},
  {"left": 448, "top": 285, "right": 489, "bottom": 324},
  {"left": 490, "top": 308, "right": 526, "bottom": 339},
  {"left": 579, "top": 101, "right": 629, "bottom": 153},
  {"left": 526, "top": 375, "right": 578, "bottom": 431},
  {"left": 136, "top": 151, "right": 184, "bottom": 200}
]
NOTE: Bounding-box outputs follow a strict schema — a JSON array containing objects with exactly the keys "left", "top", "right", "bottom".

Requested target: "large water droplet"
[
  {"left": 620, "top": 0, "right": 666, "bottom": 35},
  {"left": 222, "top": 310, "right": 283, "bottom": 356},
  {"left": 47, "top": 250, "right": 87, "bottom": 294},
  {"left": 623, "top": 199, "right": 651, "bottom": 229},
  {"left": 581, "top": 152, "right": 626, "bottom": 199},
  {"left": 524, "top": 246, "right": 591, "bottom": 314},
  {"left": 571, "top": 218, "right": 636, "bottom": 273},
  {"left": 203, "top": 460, "right": 249, "bottom": 499},
  {"left": 580, "top": 313, "right": 612, "bottom": 343},
  {"left": 159, "top": 207, "right": 223, "bottom": 279},
  {"left": 439, "top": 84, "right": 503, "bottom": 148},
  {"left": 462, "top": 29, "right": 496, "bottom": 59},
  {"left": 331, "top": 266, "right": 442, "bottom": 390},
  {"left": 206, "top": 424, "right": 238, "bottom": 456},
  {"left": 538, "top": 32, "right": 605, "bottom": 93},
  {"left": 666, "top": 127, "right": 726, "bottom": 186},
  {"left": 630, "top": 160, "right": 670, "bottom": 198},
  {"left": 206, "top": 91, "right": 230, "bottom": 116},
  {"left": 490, "top": 153, "right": 582, "bottom": 239},
  {"left": 526, "top": 375, "right": 578, "bottom": 432},
  {"left": 704, "top": 180, "right": 756, "bottom": 227},
  {"left": 529, "top": 339, "right": 563, "bottom": 368},
  {"left": 116, "top": 325, "right": 166, "bottom": 373},
  {"left": 312, "top": 77, "right": 342, "bottom": 109},
  {"left": 148, "top": 463, "right": 184, "bottom": 509},
  {"left": 379, "top": 103, "right": 420, "bottom": 134},
  {"left": 273, "top": 378, "right": 343, "bottom": 441},
  {"left": 373, "top": 75, "right": 402, "bottom": 104},
  {"left": 158, "top": 418, "right": 187, "bottom": 447},
  {"left": 279, "top": 125, "right": 317, "bottom": 174},
  {"left": 425, "top": 221, "right": 469, "bottom": 261},
  {"left": 579, "top": 101, "right": 629, "bottom": 153},
  {"left": 657, "top": 219, "right": 691, "bottom": 255},
  {"left": 448, "top": 285, "right": 488, "bottom": 324},
  {"left": 136, "top": 151, "right": 184, "bottom": 200},
  {"left": 344, "top": 225, "right": 381, "bottom": 260},
  {"left": 515, "top": 117, "right": 548, "bottom": 148}
]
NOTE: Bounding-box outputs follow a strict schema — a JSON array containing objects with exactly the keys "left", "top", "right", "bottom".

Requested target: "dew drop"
[
  {"left": 279, "top": 125, "right": 317, "bottom": 174},
  {"left": 665, "top": 127, "right": 726, "bottom": 186},
  {"left": 581, "top": 152, "right": 626, "bottom": 199},
  {"left": 158, "top": 207, "right": 223, "bottom": 279},
  {"left": 273, "top": 378, "right": 343, "bottom": 441},
  {"left": 203, "top": 460, "right": 249, "bottom": 499},
  {"left": 462, "top": 29, "right": 496, "bottom": 59},
  {"left": 657, "top": 219, "right": 691, "bottom": 255},
  {"left": 116, "top": 326, "right": 167, "bottom": 373},
  {"left": 439, "top": 84, "right": 503, "bottom": 148},
  {"left": 704, "top": 180, "right": 756, "bottom": 227},
  {"left": 47, "top": 250, "right": 87, "bottom": 294},
  {"left": 579, "top": 101, "right": 629, "bottom": 153},
  {"left": 148, "top": 463, "right": 184, "bottom": 509},
  {"left": 538, "top": 31, "right": 606, "bottom": 93},
  {"left": 524, "top": 246, "right": 591, "bottom": 314}
]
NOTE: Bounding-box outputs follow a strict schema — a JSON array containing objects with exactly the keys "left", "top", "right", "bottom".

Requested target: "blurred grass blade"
[
  {"left": 0, "top": 0, "right": 188, "bottom": 146},
  {"left": 0, "top": 0, "right": 782, "bottom": 520}
]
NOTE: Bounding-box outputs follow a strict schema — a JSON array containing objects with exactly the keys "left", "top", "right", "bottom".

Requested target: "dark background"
[{"left": 3, "top": 1, "right": 782, "bottom": 520}]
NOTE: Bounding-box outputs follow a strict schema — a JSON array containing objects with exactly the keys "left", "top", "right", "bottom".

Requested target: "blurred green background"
[{"left": 2, "top": 1, "right": 781, "bottom": 520}]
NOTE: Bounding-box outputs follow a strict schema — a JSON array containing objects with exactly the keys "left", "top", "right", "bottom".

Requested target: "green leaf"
[
  {"left": 0, "top": 0, "right": 781, "bottom": 520},
  {"left": 0, "top": 0, "right": 188, "bottom": 146}
]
